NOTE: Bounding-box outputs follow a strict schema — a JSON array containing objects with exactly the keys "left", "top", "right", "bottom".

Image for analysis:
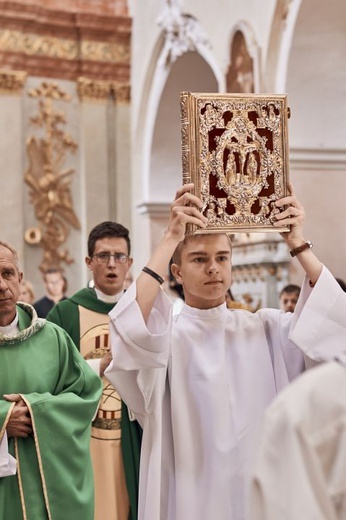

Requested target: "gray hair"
[{"left": 0, "top": 240, "right": 20, "bottom": 270}]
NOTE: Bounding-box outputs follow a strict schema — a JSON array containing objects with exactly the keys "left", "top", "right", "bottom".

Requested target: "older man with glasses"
[{"left": 47, "top": 221, "right": 142, "bottom": 520}]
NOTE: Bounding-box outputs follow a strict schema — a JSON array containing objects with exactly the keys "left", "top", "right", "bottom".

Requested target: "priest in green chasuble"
[
  {"left": 47, "top": 221, "right": 142, "bottom": 520},
  {"left": 0, "top": 240, "right": 102, "bottom": 520}
]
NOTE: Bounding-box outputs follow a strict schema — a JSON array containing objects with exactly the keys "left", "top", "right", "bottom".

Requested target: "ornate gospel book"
[{"left": 180, "top": 92, "right": 291, "bottom": 234}]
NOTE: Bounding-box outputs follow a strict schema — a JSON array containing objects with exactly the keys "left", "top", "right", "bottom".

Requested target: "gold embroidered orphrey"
[{"left": 180, "top": 92, "right": 291, "bottom": 234}]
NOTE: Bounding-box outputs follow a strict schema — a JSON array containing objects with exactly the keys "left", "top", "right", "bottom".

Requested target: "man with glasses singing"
[{"left": 47, "top": 221, "right": 141, "bottom": 520}]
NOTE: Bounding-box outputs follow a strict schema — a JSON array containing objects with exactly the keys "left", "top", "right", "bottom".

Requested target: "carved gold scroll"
[
  {"left": 24, "top": 82, "right": 80, "bottom": 271},
  {"left": 180, "top": 92, "right": 291, "bottom": 234}
]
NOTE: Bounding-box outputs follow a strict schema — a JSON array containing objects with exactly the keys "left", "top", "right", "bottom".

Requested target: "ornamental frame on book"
[{"left": 180, "top": 92, "right": 291, "bottom": 234}]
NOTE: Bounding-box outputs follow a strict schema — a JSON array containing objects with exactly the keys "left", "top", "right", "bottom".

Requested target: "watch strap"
[{"left": 290, "top": 241, "right": 313, "bottom": 258}]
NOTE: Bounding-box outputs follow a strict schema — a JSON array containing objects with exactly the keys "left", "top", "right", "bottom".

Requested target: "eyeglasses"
[{"left": 92, "top": 252, "right": 129, "bottom": 264}]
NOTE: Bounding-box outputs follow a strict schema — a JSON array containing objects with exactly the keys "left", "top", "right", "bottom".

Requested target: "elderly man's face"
[{"left": 0, "top": 245, "right": 23, "bottom": 326}]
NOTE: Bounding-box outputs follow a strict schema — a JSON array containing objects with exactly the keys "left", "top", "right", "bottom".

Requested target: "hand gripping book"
[{"left": 180, "top": 92, "right": 291, "bottom": 234}]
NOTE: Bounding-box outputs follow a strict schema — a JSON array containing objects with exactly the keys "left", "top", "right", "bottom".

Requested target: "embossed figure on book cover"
[{"left": 180, "top": 92, "right": 290, "bottom": 234}]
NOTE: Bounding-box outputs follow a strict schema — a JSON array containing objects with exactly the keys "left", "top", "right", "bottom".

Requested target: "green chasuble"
[
  {"left": 0, "top": 303, "right": 102, "bottom": 520},
  {"left": 47, "top": 288, "right": 142, "bottom": 520}
]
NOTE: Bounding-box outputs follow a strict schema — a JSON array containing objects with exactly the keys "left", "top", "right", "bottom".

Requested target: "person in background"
[
  {"left": 47, "top": 221, "right": 141, "bottom": 520},
  {"left": 0, "top": 239, "right": 102, "bottom": 520},
  {"left": 279, "top": 283, "right": 301, "bottom": 313},
  {"left": 18, "top": 279, "right": 35, "bottom": 304},
  {"left": 33, "top": 268, "right": 67, "bottom": 317}
]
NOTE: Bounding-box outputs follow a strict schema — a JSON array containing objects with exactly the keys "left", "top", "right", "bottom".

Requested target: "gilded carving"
[
  {"left": 81, "top": 40, "right": 130, "bottom": 63},
  {"left": 0, "top": 69, "right": 27, "bottom": 94},
  {"left": 24, "top": 82, "right": 80, "bottom": 272},
  {"left": 0, "top": 29, "right": 129, "bottom": 64},
  {"left": 0, "top": 29, "right": 78, "bottom": 60},
  {"left": 113, "top": 83, "right": 131, "bottom": 104},
  {"left": 77, "top": 77, "right": 112, "bottom": 102},
  {"left": 157, "top": 0, "right": 209, "bottom": 66},
  {"left": 77, "top": 78, "right": 131, "bottom": 104}
]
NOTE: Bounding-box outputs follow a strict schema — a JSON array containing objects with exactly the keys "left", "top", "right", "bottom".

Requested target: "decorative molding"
[
  {"left": 0, "top": 29, "right": 129, "bottom": 64},
  {"left": 81, "top": 40, "right": 129, "bottom": 64},
  {"left": 157, "top": 0, "right": 210, "bottom": 67},
  {"left": 137, "top": 202, "right": 170, "bottom": 217},
  {"left": 113, "top": 82, "right": 131, "bottom": 104},
  {"left": 290, "top": 147, "right": 346, "bottom": 171},
  {"left": 0, "top": 2, "right": 131, "bottom": 82},
  {"left": 77, "top": 77, "right": 112, "bottom": 102},
  {"left": 77, "top": 77, "right": 131, "bottom": 104},
  {"left": 231, "top": 238, "right": 290, "bottom": 266},
  {"left": 0, "top": 69, "right": 27, "bottom": 94}
]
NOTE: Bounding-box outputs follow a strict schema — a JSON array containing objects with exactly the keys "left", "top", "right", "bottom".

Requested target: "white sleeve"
[
  {"left": 0, "top": 432, "right": 16, "bottom": 477},
  {"left": 86, "top": 358, "right": 101, "bottom": 376},
  {"left": 105, "top": 281, "right": 172, "bottom": 424},
  {"left": 289, "top": 265, "right": 346, "bottom": 361}
]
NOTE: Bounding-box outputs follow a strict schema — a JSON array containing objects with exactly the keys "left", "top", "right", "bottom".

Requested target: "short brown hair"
[{"left": 172, "top": 233, "right": 232, "bottom": 265}]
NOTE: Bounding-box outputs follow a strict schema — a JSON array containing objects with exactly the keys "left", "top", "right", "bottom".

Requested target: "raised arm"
[
  {"left": 273, "top": 185, "right": 323, "bottom": 285},
  {"left": 137, "top": 183, "right": 207, "bottom": 322}
]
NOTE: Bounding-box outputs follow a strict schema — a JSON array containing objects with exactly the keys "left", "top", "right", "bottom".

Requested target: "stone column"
[
  {"left": 0, "top": 70, "right": 27, "bottom": 260},
  {"left": 112, "top": 83, "right": 132, "bottom": 229},
  {"left": 77, "top": 77, "right": 113, "bottom": 235}
]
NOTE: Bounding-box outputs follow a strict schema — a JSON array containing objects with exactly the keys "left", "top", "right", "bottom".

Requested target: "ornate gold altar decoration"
[
  {"left": 24, "top": 82, "right": 80, "bottom": 271},
  {"left": 180, "top": 92, "right": 290, "bottom": 234}
]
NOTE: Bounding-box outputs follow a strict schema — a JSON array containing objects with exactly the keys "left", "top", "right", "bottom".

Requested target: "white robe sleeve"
[
  {"left": 289, "top": 266, "right": 346, "bottom": 361},
  {"left": 105, "top": 281, "right": 172, "bottom": 425},
  {"left": 0, "top": 432, "right": 16, "bottom": 477}
]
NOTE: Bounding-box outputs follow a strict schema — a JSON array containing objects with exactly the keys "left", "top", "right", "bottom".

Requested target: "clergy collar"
[
  {"left": 94, "top": 287, "right": 124, "bottom": 304},
  {"left": 0, "top": 312, "right": 19, "bottom": 336}
]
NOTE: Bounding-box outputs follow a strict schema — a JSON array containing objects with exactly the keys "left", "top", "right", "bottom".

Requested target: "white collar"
[
  {"left": 0, "top": 312, "right": 19, "bottom": 336},
  {"left": 94, "top": 287, "right": 124, "bottom": 304}
]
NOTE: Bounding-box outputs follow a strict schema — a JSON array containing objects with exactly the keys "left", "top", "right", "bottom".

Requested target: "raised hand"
[
  {"left": 273, "top": 185, "right": 306, "bottom": 248},
  {"left": 166, "top": 183, "right": 207, "bottom": 242}
]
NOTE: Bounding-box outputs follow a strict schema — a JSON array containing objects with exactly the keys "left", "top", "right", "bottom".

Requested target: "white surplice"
[
  {"left": 0, "top": 432, "right": 16, "bottom": 478},
  {"left": 105, "top": 266, "right": 346, "bottom": 520},
  {"left": 249, "top": 361, "right": 346, "bottom": 520}
]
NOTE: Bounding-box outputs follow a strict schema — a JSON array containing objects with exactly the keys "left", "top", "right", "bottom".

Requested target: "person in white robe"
[
  {"left": 105, "top": 183, "right": 346, "bottom": 520},
  {"left": 249, "top": 360, "right": 346, "bottom": 520}
]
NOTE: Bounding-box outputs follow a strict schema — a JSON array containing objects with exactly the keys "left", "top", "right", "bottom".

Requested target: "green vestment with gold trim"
[
  {"left": 0, "top": 304, "right": 102, "bottom": 520},
  {"left": 47, "top": 288, "right": 142, "bottom": 520}
]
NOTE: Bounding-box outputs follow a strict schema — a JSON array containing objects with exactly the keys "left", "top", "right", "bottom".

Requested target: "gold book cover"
[{"left": 180, "top": 92, "right": 291, "bottom": 234}]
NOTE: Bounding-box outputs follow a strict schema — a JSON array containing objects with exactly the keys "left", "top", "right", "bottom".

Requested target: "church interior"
[{"left": 1, "top": 0, "right": 345, "bottom": 307}]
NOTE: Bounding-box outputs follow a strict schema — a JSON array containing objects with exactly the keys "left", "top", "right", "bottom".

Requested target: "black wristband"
[{"left": 142, "top": 266, "right": 164, "bottom": 285}]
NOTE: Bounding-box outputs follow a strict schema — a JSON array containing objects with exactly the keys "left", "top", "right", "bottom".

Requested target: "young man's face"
[
  {"left": 171, "top": 234, "right": 232, "bottom": 309},
  {"left": 45, "top": 272, "right": 65, "bottom": 298},
  {"left": 279, "top": 291, "right": 299, "bottom": 313},
  {"left": 85, "top": 237, "right": 133, "bottom": 296},
  {"left": 0, "top": 245, "right": 23, "bottom": 326}
]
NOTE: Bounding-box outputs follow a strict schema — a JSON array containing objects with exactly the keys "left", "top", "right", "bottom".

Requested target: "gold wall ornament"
[
  {"left": 0, "top": 69, "right": 27, "bottom": 94},
  {"left": 80, "top": 40, "right": 130, "bottom": 64},
  {"left": 0, "top": 30, "right": 130, "bottom": 64},
  {"left": 24, "top": 81, "right": 81, "bottom": 272},
  {"left": 0, "top": 29, "right": 78, "bottom": 60},
  {"left": 113, "top": 82, "right": 131, "bottom": 104},
  {"left": 180, "top": 92, "right": 291, "bottom": 234},
  {"left": 77, "top": 77, "right": 112, "bottom": 102}
]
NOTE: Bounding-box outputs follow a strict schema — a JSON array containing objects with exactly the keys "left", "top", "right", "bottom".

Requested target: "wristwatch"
[{"left": 289, "top": 240, "right": 313, "bottom": 257}]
